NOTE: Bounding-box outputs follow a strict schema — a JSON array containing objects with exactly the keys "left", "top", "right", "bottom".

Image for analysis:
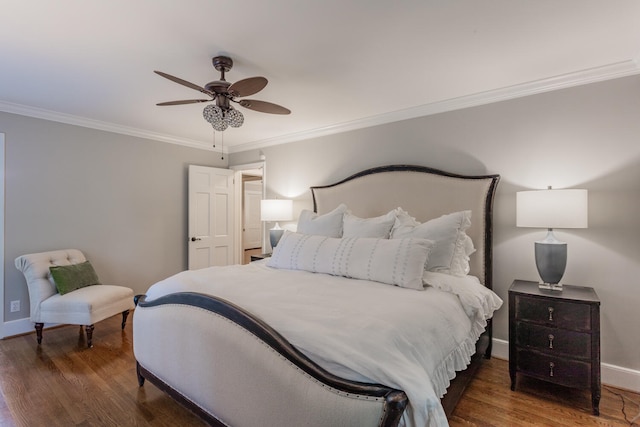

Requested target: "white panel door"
[
  {"left": 188, "top": 165, "right": 235, "bottom": 270},
  {"left": 243, "top": 181, "right": 262, "bottom": 250}
]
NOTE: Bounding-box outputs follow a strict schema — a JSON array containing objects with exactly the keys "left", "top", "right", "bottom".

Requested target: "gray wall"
[
  {"left": 231, "top": 75, "right": 640, "bottom": 371},
  {"left": 1, "top": 112, "right": 224, "bottom": 322}
]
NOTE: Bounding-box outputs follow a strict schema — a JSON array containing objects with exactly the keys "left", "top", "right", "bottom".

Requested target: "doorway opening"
[{"left": 230, "top": 162, "right": 265, "bottom": 264}]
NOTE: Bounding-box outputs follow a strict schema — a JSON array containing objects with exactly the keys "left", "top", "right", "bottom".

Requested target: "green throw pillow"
[{"left": 49, "top": 261, "right": 100, "bottom": 295}]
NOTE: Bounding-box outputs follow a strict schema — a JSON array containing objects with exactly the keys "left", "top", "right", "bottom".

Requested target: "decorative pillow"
[
  {"left": 267, "top": 232, "right": 434, "bottom": 290},
  {"left": 391, "top": 210, "right": 474, "bottom": 276},
  {"left": 49, "top": 261, "right": 100, "bottom": 295},
  {"left": 297, "top": 204, "right": 347, "bottom": 237},
  {"left": 390, "top": 207, "right": 421, "bottom": 235},
  {"left": 343, "top": 209, "right": 397, "bottom": 238}
]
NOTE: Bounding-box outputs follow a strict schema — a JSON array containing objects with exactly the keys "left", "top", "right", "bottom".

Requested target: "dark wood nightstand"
[
  {"left": 509, "top": 279, "right": 601, "bottom": 415},
  {"left": 250, "top": 253, "right": 271, "bottom": 262}
]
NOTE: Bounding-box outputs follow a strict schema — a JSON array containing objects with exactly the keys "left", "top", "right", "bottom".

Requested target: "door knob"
[{"left": 190, "top": 237, "right": 202, "bottom": 242}]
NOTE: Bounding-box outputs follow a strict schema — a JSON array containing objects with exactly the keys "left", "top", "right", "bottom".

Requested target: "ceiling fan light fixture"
[
  {"left": 157, "top": 55, "right": 290, "bottom": 133},
  {"left": 203, "top": 104, "right": 223, "bottom": 123},
  {"left": 224, "top": 109, "right": 244, "bottom": 128},
  {"left": 211, "top": 119, "right": 228, "bottom": 132}
]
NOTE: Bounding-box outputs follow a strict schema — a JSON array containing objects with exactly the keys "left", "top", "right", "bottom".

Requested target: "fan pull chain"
[{"left": 212, "top": 131, "right": 224, "bottom": 160}]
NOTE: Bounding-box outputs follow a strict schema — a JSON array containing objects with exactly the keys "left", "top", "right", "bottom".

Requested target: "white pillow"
[
  {"left": 391, "top": 209, "right": 474, "bottom": 276},
  {"left": 422, "top": 271, "right": 503, "bottom": 320},
  {"left": 390, "top": 207, "right": 420, "bottom": 235},
  {"left": 343, "top": 209, "right": 396, "bottom": 238},
  {"left": 267, "top": 232, "right": 434, "bottom": 290},
  {"left": 297, "top": 204, "right": 347, "bottom": 237}
]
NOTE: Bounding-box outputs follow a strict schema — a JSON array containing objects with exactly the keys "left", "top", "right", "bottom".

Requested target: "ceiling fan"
[{"left": 155, "top": 55, "right": 291, "bottom": 131}]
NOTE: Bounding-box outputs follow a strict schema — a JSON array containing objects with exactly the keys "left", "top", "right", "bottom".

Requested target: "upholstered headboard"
[{"left": 311, "top": 165, "right": 500, "bottom": 288}]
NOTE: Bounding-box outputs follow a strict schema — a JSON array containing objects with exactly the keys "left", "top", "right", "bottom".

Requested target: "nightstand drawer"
[
  {"left": 515, "top": 295, "right": 591, "bottom": 331},
  {"left": 515, "top": 322, "right": 591, "bottom": 359},
  {"left": 516, "top": 349, "right": 590, "bottom": 389}
]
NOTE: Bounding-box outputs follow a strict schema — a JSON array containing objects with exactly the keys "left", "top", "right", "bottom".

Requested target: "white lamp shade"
[
  {"left": 260, "top": 199, "right": 293, "bottom": 222},
  {"left": 517, "top": 189, "right": 588, "bottom": 229}
]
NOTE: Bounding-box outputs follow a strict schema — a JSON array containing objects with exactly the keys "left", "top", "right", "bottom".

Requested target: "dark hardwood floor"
[
  {"left": 0, "top": 313, "right": 205, "bottom": 427},
  {"left": 0, "top": 313, "right": 638, "bottom": 426},
  {"left": 450, "top": 358, "right": 639, "bottom": 427}
]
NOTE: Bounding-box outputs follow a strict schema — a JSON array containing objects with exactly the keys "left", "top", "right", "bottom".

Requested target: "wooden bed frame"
[{"left": 133, "top": 165, "right": 500, "bottom": 426}]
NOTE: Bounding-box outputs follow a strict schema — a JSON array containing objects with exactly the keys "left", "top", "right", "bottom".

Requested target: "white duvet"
[{"left": 144, "top": 261, "right": 502, "bottom": 427}]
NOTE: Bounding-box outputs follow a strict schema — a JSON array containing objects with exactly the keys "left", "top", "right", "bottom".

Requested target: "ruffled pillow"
[
  {"left": 267, "top": 232, "right": 434, "bottom": 290},
  {"left": 391, "top": 209, "right": 474, "bottom": 276},
  {"left": 422, "top": 271, "right": 503, "bottom": 320}
]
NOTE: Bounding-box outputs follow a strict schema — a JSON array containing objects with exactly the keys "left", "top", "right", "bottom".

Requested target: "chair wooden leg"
[
  {"left": 121, "top": 310, "right": 130, "bottom": 329},
  {"left": 85, "top": 324, "right": 95, "bottom": 348},
  {"left": 35, "top": 323, "right": 44, "bottom": 344}
]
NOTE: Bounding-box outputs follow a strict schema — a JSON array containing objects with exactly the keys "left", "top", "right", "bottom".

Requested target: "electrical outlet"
[{"left": 10, "top": 300, "right": 20, "bottom": 313}]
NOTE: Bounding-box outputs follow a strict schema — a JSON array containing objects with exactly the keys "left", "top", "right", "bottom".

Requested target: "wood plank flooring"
[
  {"left": 449, "top": 358, "right": 639, "bottom": 427},
  {"left": 1, "top": 313, "right": 638, "bottom": 426}
]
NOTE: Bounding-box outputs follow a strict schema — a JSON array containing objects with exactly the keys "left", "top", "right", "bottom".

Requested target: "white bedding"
[{"left": 144, "top": 262, "right": 502, "bottom": 427}]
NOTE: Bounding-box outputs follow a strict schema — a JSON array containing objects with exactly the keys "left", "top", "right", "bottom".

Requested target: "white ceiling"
[{"left": 1, "top": 1, "right": 639, "bottom": 153}]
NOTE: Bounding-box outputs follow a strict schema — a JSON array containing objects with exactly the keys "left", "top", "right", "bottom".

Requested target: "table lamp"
[
  {"left": 516, "top": 187, "right": 588, "bottom": 290},
  {"left": 260, "top": 199, "right": 293, "bottom": 249}
]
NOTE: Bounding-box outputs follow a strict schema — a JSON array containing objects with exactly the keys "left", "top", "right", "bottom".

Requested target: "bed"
[{"left": 133, "top": 164, "right": 501, "bottom": 427}]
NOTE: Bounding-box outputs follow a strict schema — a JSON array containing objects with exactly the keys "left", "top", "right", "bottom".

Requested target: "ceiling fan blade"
[
  {"left": 228, "top": 77, "right": 268, "bottom": 97},
  {"left": 238, "top": 99, "right": 291, "bottom": 115},
  {"left": 154, "top": 71, "right": 214, "bottom": 96},
  {"left": 156, "top": 99, "right": 211, "bottom": 106}
]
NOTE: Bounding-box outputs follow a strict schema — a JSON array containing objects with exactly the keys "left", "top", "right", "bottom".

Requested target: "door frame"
[
  {"left": 0, "top": 133, "right": 4, "bottom": 337},
  {"left": 242, "top": 179, "right": 263, "bottom": 251},
  {"left": 230, "top": 161, "right": 265, "bottom": 264}
]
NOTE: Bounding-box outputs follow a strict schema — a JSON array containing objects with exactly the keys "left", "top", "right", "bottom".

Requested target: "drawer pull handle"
[
  {"left": 548, "top": 306, "right": 554, "bottom": 321},
  {"left": 549, "top": 362, "right": 555, "bottom": 377},
  {"left": 548, "top": 334, "right": 554, "bottom": 349}
]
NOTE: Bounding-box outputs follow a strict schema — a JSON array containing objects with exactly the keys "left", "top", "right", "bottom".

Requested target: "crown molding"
[
  {"left": 0, "top": 101, "right": 220, "bottom": 152},
  {"left": 230, "top": 59, "right": 640, "bottom": 153},
  {"left": 2, "top": 60, "right": 638, "bottom": 154}
]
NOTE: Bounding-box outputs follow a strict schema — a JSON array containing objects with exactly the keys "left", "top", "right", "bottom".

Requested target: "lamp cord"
[{"left": 605, "top": 386, "right": 640, "bottom": 425}]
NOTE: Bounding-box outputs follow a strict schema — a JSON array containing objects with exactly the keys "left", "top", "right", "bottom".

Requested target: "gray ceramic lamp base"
[
  {"left": 535, "top": 241, "right": 567, "bottom": 291},
  {"left": 269, "top": 228, "right": 285, "bottom": 249}
]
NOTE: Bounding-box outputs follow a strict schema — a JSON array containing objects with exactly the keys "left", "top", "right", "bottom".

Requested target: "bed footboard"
[{"left": 133, "top": 292, "right": 407, "bottom": 427}]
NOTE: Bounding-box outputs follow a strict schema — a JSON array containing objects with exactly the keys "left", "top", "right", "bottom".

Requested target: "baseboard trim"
[
  {"left": 2, "top": 318, "right": 59, "bottom": 339},
  {"left": 600, "top": 363, "right": 640, "bottom": 394},
  {"left": 2, "top": 318, "right": 33, "bottom": 338},
  {"left": 492, "top": 338, "right": 640, "bottom": 393}
]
